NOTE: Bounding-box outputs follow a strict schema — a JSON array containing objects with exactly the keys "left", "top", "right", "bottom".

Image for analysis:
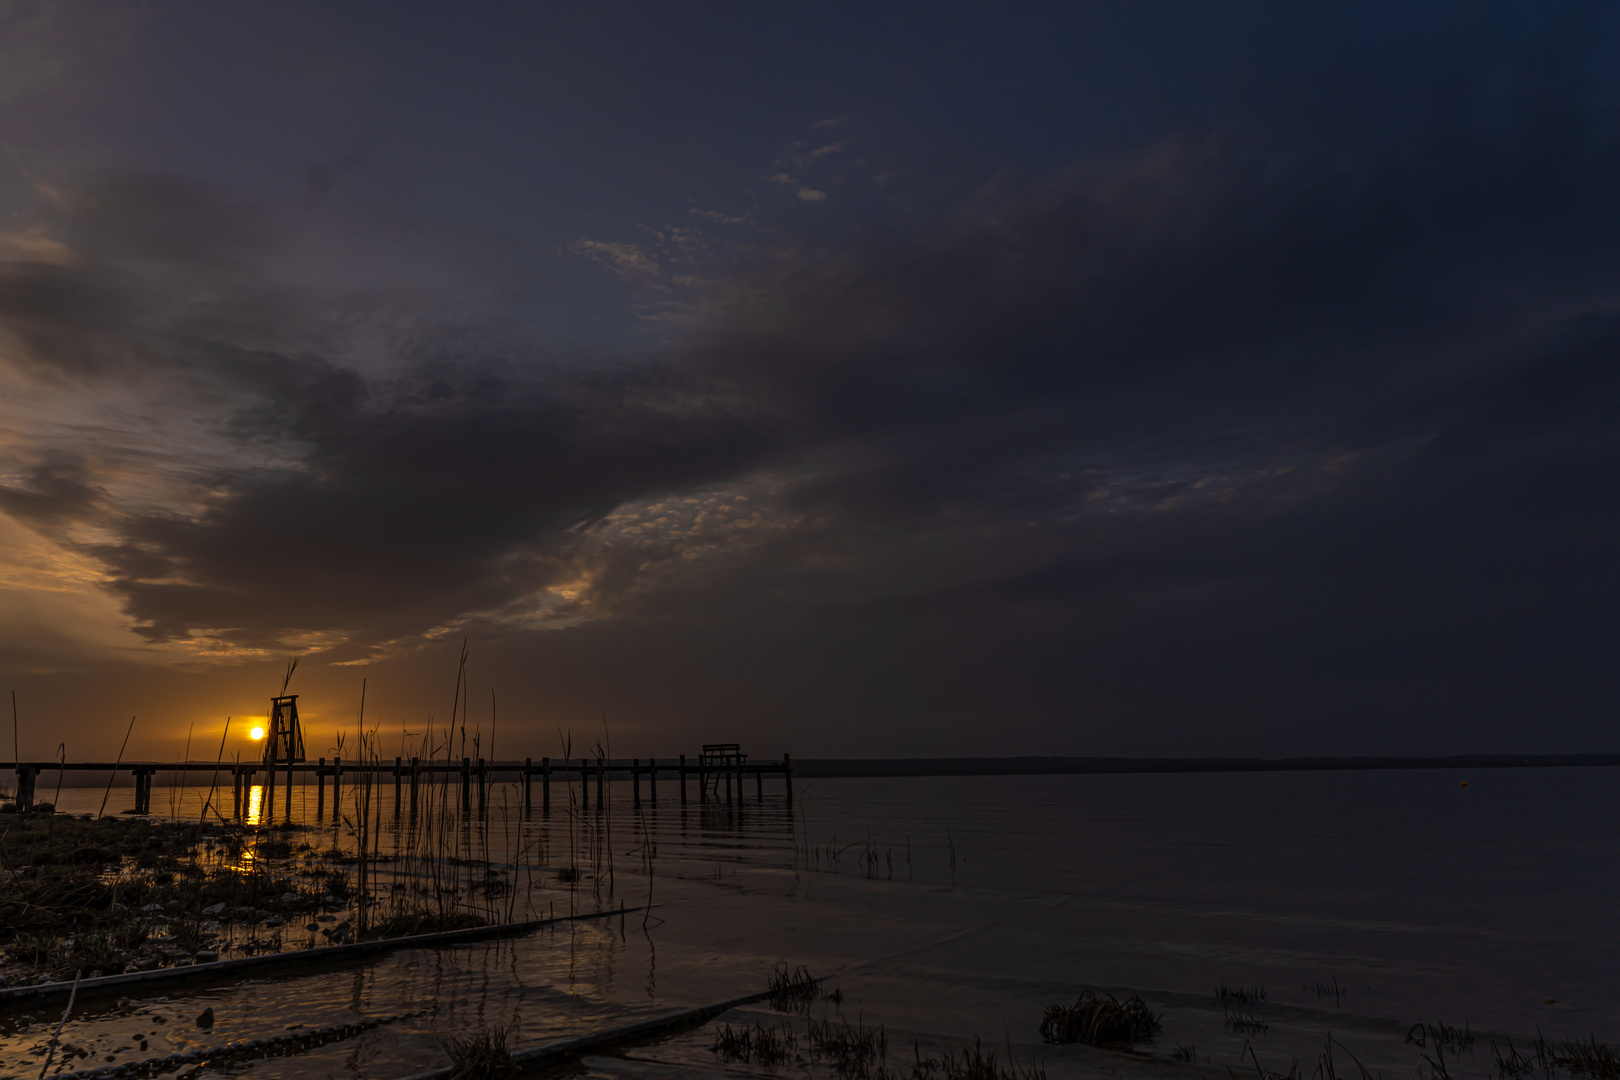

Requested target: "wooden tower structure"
[{"left": 264, "top": 694, "right": 306, "bottom": 765}]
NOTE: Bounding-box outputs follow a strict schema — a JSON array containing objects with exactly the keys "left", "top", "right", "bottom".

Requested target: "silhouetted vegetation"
[
  {"left": 769, "top": 963, "right": 820, "bottom": 1012},
  {"left": 444, "top": 1024, "right": 518, "bottom": 1079},
  {"left": 1038, "top": 991, "right": 1160, "bottom": 1047}
]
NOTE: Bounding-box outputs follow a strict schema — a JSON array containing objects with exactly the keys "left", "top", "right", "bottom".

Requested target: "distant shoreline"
[{"left": 788, "top": 753, "right": 1620, "bottom": 779}]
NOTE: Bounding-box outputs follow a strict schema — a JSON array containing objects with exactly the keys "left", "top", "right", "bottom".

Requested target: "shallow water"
[{"left": 4, "top": 767, "right": 1618, "bottom": 1079}]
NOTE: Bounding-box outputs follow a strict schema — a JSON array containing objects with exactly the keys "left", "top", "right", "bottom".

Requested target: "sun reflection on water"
[{"left": 245, "top": 783, "right": 263, "bottom": 826}]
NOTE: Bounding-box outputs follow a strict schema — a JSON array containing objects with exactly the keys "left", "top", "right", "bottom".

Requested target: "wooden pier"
[{"left": 0, "top": 753, "right": 793, "bottom": 819}]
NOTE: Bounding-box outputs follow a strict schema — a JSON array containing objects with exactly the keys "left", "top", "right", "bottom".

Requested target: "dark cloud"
[
  {"left": 3, "top": 30, "right": 1620, "bottom": 751},
  {"left": 0, "top": 454, "right": 103, "bottom": 527}
]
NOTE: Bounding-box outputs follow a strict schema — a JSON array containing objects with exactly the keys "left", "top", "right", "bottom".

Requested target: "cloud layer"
[{"left": 3, "top": 28, "right": 1620, "bottom": 749}]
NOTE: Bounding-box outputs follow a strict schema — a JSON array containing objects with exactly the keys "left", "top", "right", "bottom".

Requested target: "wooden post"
[
  {"left": 283, "top": 755, "right": 293, "bottom": 820},
  {"left": 133, "top": 769, "right": 153, "bottom": 814},
  {"left": 632, "top": 758, "right": 641, "bottom": 807},
  {"left": 596, "top": 758, "right": 604, "bottom": 811},
  {"left": 14, "top": 766, "right": 36, "bottom": 812},
  {"left": 756, "top": 767, "right": 763, "bottom": 803},
  {"left": 394, "top": 756, "right": 402, "bottom": 815},
  {"left": 697, "top": 755, "right": 706, "bottom": 805},
  {"left": 333, "top": 755, "right": 343, "bottom": 811},
  {"left": 265, "top": 739, "right": 277, "bottom": 822},
  {"left": 477, "top": 757, "right": 486, "bottom": 814},
  {"left": 783, "top": 753, "right": 793, "bottom": 809},
  {"left": 410, "top": 756, "right": 420, "bottom": 817},
  {"left": 460, "top": 757, "right": 471, "bottom": 812},
  {"left": 679, "top": 754, "right": 687, "bottom": 805},
  {"left": 542, "top": 756, "right": 551, "bottom": 812},
  {"left": 317, "top": 757, "right": 326, "bottom": 818},
  {"left": 649, "top": 758, "right": 657, "bottom": 804},
  {"left": 725, "top": 759, "right": 733, "bottom": 805},
  {"left": 523, "top": 758, "right": 533, "bottom": 809},
  {"left": 580, "top": 758, "right": 589, "bottom": 812}
]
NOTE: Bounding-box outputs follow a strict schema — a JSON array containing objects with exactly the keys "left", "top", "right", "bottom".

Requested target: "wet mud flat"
[{"left": 0, "top": 810, "right": 502, "bottom": 990}]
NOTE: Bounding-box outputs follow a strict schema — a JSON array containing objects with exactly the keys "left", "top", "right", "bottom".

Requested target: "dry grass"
[
  {"left": 904, "top": 1037, "right": 1047, "bottom": 1080},
  {"left": 444, "top": 1025, "right": 518, "bottom": 1079},
  {"left": 1491, "top": 1033, "right": 1620, "bottom": 1079},
  {"left": 712, "top": 1020, "right": 799, "bottom": 1065},
  {"left": 807, "top": 1012, "right": 889, "bottom": 1078},
  {"left": 1216, "top": 983, "right": 1268, "bottom": 1006},
  {"left": 1038, "top": 991, "right": 1160, "bottom": 1047},
  {"left": 769, "top": 963, "right": 820, "bottom": 1012}
]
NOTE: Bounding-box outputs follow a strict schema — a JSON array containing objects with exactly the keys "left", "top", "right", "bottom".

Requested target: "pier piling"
[
  {"left": 132, "top": 768, "right": 154, "bottom": 814},
  {"left": 14, "top": 765, "right": 35, "bottom": 812}
]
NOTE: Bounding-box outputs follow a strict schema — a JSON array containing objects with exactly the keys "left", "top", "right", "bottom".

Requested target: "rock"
[
  {"left": 123, "top": 963, "right": 140, "bottom": 974},
  {"left": 141, "top": 903, "right": 165, "bottom": 913},
  {"left": 201, "top": 902, "right": 226, "bottom": 916},
  {"left": 304, "top": 922, "right": 318, "bottom": 931},
  {"left": 315, "top": 914, "right": 336, "bottom": 923},
  {"left": 279, "top": 892, "right": 301, "bottom": 904},
  {"left": 195, "top": 1007, "right": 214, "bottom": 1028},
  {"left": 262, "top": 916, "right": 285, "bottom": 928},
  {"left": 194, "top": 950, "right": 218, "bottom": 963}
]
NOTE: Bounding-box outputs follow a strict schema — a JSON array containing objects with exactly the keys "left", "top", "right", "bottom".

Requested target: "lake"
[{"left": 4, "top": 766, "right": 1617, "bottom": 1079}]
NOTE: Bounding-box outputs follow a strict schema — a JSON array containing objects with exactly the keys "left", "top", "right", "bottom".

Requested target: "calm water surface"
[{"left": 3, "top": 767, "right": 1616, "bottom": 1079}]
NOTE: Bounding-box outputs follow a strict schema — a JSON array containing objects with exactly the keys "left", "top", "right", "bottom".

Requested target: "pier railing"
[{"left": 0, "top": 753, "right": 793, "bottom": 817}]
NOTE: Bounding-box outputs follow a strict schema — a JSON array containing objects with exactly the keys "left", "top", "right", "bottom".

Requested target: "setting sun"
[{"left": 249, "top": 725, "right": 265, "bottom": 741}]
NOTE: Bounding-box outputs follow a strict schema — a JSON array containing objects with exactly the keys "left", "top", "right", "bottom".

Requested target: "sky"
[{"left": 3, "top": 1, "right": 1620, "bottom": 761}]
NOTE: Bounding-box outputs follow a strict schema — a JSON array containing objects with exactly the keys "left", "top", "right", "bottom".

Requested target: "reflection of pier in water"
[{"left": 0, "top": 751, "right": 793, "bottom": 819}]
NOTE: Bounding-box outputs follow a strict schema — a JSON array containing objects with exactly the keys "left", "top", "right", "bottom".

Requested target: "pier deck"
[{"left": 0, "top": 754, "right": 793, "bottom": 816}]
